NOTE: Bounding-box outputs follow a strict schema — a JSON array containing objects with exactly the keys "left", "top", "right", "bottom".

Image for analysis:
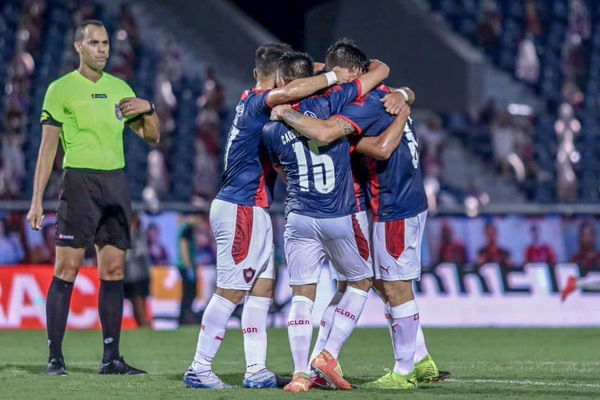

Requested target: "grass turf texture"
[{"left": 0, "top": 327, "right": 598, "bottom": 399}]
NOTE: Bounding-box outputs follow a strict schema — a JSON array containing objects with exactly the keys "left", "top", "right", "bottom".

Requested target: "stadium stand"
[{"left": 425, "top": 0, "right": 600, "bottom": 203}]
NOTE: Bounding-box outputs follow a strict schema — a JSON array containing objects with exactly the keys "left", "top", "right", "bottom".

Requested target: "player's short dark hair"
[
  {"left": 277, "top": 51, "right": 314, "bottom": 84},
  {"left": 75, "top": 20, "right": 105, "bottom": 42},
  {"left": 325, "top": 38, "right": 369, "bottom": 74},
  {"left": 255, "top": 43, "right": 293, "bottom": 76}
]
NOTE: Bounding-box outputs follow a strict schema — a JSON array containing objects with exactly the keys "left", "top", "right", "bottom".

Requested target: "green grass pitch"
[{"left": 0, "top": 327, "right": 598, "bottom": 399}]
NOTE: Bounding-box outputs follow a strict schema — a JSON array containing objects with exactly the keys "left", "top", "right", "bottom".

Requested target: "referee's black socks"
[
  {"left": 99, "top": 279, "right": 124, "bottom": 363},
  {"left": 46, "top": 276, "right": 74, "bottom": 362}
]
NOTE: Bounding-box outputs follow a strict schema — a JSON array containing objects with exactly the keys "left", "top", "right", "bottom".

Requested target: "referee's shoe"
[{"left": 99, "top": 356, "right": 147, "bottom": 375}]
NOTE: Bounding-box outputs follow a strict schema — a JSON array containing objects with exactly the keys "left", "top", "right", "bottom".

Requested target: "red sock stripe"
[
  {"left": 232, "top": 205, "right": 253, "bottom": 264},
  {"left": 385, "top": 219, "right": 405, "bottom": 259},
  {"left": 351, "top": 214, "right": 370, "bottom": 261}
]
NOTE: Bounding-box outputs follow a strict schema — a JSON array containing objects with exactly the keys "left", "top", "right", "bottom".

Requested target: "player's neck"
[
  {"left": 78, "top": 63, "right": 104, "bottom": 83},
  {"left": 255, "top": 77, "right": 276, "bottom": 91}
]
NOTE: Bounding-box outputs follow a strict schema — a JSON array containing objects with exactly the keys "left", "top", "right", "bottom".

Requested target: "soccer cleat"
[
  {"left": 242, "top": 368, "right": 280, "bottom": 388},
  {"left": 309, "top": 375, "right": 334, "bottom": 389},
  {"left": 283, "top": 372, "right": 310, "bottom": 392},
  {"left": 310, "top": 350, "right": 351, "bottom": 390},
  {"left": 362, "top": 368, "right": 417, "bottom": 390},
  {"left": 414, "top": 353, "right": 450, "bottom": 383},
  {"left": 183, "top": 367, "right": 236, "bottom": 389},
  {"left": 561, "top": 276, "right": 577, "bottom": 302},
  {"left": 99, "top": 356, "right": 147, "bottom": 375},
  {"left": 45, "top": 358, "right": 68, "bottom": 376}
]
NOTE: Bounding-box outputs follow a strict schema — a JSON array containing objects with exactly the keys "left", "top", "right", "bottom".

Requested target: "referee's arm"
[
  {"left": 27, "top": 124, "right": 61, "bottom": 230},
  {"left": 120, "top": 97, "right": 160, "bottom": 143}
]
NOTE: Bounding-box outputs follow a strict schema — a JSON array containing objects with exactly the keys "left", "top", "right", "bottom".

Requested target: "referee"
[{"left": 26, "top": 20, "right": 159, "bottom": 375}]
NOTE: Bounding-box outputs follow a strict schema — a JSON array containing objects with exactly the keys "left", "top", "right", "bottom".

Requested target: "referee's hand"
[
  {"left": 27, "top": 203, "right": 44, "bottom": 230},
  {"left": 119, "top": 97, "right": 151, "bottom": 116}
]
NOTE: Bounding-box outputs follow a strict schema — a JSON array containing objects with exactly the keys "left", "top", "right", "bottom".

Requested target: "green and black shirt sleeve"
[{"left": 40, "top": 82, "right": 64, "bottom": 127}]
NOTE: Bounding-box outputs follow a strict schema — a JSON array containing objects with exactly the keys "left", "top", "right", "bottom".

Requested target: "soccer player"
[
  {"left": 272, "top": 38, "right": 449, "bottom": 389},
  {"left": 263, "top": 51, "right": 405, "bottom": 391},
  {"left": 183, "top": 44, "right": 351, "bottom": 389},
  {"left": 26, "top": 20, "right": 159, "bottom": 375}
]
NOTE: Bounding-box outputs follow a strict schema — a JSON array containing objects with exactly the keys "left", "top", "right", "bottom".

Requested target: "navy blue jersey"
[
  {"left": 348, "top": 137, "right": 370, "bottom": 212},
  {"left": 216, "top": 88, "right": 276, "bottom": 207},
  {"left": 336, "top": 85, "right": 428, "bottom": 221},
  {"left": 262, "top": 81, "right": 361, "bottom": 218}
]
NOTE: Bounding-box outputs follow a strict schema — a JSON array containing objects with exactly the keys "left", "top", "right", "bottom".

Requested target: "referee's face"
[{"left": 76, "top": 25, "right": 110, "bottom": 72}]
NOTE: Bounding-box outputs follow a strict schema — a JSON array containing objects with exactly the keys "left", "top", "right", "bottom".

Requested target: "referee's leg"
[
  {"left": 46, "top": 247, "right": 85, "bottom": 374},
  {"left": 96, "top": 244, "right": 126, "bottom": 362}
]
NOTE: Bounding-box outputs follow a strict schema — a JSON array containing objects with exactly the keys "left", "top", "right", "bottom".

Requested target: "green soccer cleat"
[
  {"left": 414, "top": 354, "right": 450, "bottom": 383},
  {"left": 361, "top": 369, "right": 417, "bottom": 390}
]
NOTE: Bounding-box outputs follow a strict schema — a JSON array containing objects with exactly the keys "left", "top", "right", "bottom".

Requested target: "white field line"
[{"left": 446, "top": 378, "right": 600, "bottom": 388}]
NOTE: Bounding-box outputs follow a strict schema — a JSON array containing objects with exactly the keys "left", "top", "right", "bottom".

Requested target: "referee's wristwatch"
[{"left": 145, "top": 101, "right": 156, "bottom": 116}]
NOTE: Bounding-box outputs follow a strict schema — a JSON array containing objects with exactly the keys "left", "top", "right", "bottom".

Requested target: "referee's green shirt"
[{"left": 40, "top": 70, "right": 136, "bottom": 170}]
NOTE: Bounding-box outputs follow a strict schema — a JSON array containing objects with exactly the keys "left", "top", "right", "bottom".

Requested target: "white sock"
[
  {"left": 578, "top": 276, "right": 600, "bottom": 290},
  {"left": 192, "top": 294, "right": 236, "bottom": 374},
  {"left": 414, "top": 321, "right": 429, "bottom": 362},
  {"left": 390, "top": 300, "right": 419, "bottom": 375},
  {"left": 242, "top": 296, "right": 271, "bottom": 377},
  {"left": 323, "top": 286, "right": 368, "bottom": 359},
  {"left": 287, "top": 295, "right": 314, "bottom": 375},
  {"left": 309, "top": 291, "right": 344, "bottom": 364}
]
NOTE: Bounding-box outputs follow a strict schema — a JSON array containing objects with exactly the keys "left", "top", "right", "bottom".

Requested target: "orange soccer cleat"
[
  {"left": 561, "top": 276, "right": 577, "bottom": 302},
  {"left": 310, "top": 350, "right": 351, "bottom": 390},
  {"left": 283, "top": 372, "right": 310, "bottom": 392}
]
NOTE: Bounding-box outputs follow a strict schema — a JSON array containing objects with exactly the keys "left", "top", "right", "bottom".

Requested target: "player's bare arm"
[
  {"left": 26, "top": 124, "right": 61, "bottom": 230},
  {"left": 381, "top": 87, "right": 415, "bottom": 114},
  {"left": 355, "top": 103, "right": 411, "bottom": 160},
  {"left": 355, "top": 59, "right": 390, "bottom": 97},
  {"left": 266, "top": 67, "right": 350, "bottom": 106},
  {"left": 121, "top": 97, "right": 160, "bottom": 143},
  {"left": 272, "top": 105, "right": 355, "bottom": 144}
]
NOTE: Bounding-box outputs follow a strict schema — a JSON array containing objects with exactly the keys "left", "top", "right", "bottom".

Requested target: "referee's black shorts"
[{"left": 55, "top": 168, "right": 132, "bottom": 250}]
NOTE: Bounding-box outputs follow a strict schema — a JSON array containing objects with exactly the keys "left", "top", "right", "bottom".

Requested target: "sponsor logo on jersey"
[
  {"left": 242, "top": 327, "right": 258, "bottom": 334},
  {"left": 92, "top": 94, "right": 107, "bottom": 98},
  {"left": 288, "top": 319, "right": 310, "bottom": 326},
  {"left": 115, "top": 104, "right": 123, "bottom": 121},
  {"left": 335, "top": 307, "right": 356, "bottom": 320},
  {"left": 243, "top": 267, "right": 256, "bottom": 283}
]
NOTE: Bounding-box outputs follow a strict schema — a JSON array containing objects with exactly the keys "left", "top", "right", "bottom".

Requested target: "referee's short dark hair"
[
  {"left": 255, "top": 43, "right": 292, "bottom": 77},
  {"left": 75, "top": 20, "right": 105, "bottom": 42},
  {"left": 326, "top": 38, "right": 370, "bottom": 74},
  {"left": 278, "top": 51, "right": 314, "bottom": 85}
]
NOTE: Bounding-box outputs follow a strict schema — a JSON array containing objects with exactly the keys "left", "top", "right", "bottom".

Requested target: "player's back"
[
  {"left": 340, "top": 85, "right": 427, "bottom": 221},
  {"left": 262, "top": 84, "right": 360, "bottom": 218},
  {"left": 216, "top": 89, "right": 274, "bottom": 208}
]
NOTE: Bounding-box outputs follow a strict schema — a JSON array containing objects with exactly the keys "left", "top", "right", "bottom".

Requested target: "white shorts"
[
  {"left": 210, "top": 199, "right": 274, "bottom": 290},
  {"left": 372, "top": 210, "right": 427, "bottom": 281},
  {"left": 285, "top": 212, "right": 373, "bottom": 286},
  {"left": 329, "top": 211, "right": 371, "bottom": 282}
]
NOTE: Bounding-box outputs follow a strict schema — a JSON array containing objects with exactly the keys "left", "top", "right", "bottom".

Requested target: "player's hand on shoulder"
[
  {"left": 26, "top": 203, "right": 44, "bottom": 230},
  {"left": 380, "top": 91, "right": 406, "bottom": 115},
  {"left": 399, "top": 103, "right": 411, "bottom": 119},
  {"left": 332, "top": 66, "right": 351, "bottom": 84},
  {"left": 271, "top": 104, "right": 292, "bottom": 121},
  {"left": 119, "top": 97, "right": 152, "bottom": 117}
]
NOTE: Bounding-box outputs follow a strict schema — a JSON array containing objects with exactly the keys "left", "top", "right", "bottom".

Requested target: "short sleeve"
[
  {"left": 334, "top": 93, "right": 380, "bottom": 136},
  {"left": 40, "top": 82, "right": 64, "bottom": 126},
  {"left": 326, "top": 81, "right": 360, "bottom": 115},
  {"left": 248, "top": 90, "right": 272, "bottom": 117}
]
